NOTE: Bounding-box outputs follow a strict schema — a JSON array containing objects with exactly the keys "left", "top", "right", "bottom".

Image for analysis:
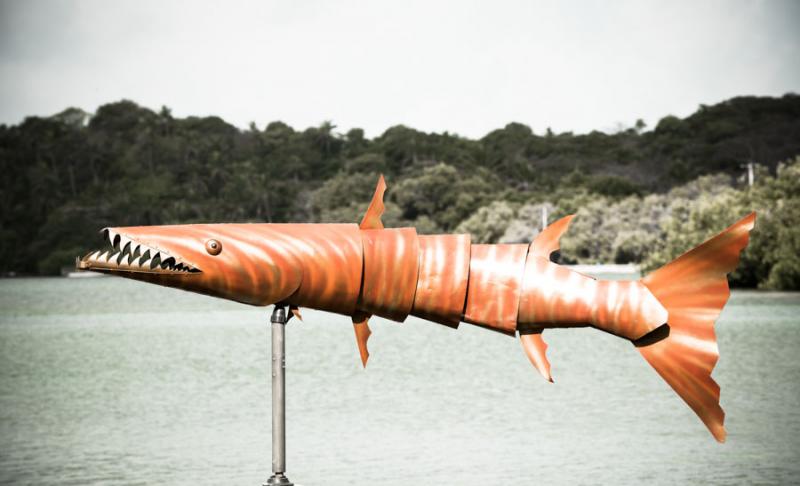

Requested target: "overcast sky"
[{"left": 1, "top": 0, "right": 798, "bottom": 138}]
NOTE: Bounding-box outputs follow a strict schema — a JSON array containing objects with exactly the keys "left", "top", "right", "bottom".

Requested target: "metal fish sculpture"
[{"left": 77, "top": 176, "right": 755, "bottom": 442}]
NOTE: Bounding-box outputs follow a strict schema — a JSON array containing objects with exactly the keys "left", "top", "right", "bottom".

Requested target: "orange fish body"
[{"left": 78, "top": 175, "right": 755, "bottom": 443}]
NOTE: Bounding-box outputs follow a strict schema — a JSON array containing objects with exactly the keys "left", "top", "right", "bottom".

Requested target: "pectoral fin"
[
  {"left": 352, "top": 311, "right": 372, "bottom": 368},
  {"left": 520, "top": 330, "right": 553, "bottom": 382}
]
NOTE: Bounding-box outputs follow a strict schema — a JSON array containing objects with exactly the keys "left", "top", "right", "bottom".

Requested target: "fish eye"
[{"left": 205, "top": 239, "right": 222, "bottom": 255}]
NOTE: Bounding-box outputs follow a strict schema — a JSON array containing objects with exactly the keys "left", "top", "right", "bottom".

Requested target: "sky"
[{"left": 0, "top": 0, "right": 798, "bottom": 138}]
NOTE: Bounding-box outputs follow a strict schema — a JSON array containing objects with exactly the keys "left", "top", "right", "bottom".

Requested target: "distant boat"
[
  {"left": 64, "top": 261, "right": 106, "bottom": 278},
  {"left": 65, "top": 271, "right": 106, "bottom": 278}
]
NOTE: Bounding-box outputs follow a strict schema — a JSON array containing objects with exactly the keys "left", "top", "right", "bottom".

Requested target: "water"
[{"left": 1, "top": 277, "right": 799, "bottom": 485}]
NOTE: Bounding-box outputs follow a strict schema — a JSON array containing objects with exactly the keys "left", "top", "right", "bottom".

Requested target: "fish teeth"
[
  {"left": 150, "top": 253, "right": 162, "bottom": 269},
  {"left": 127, "top": 245, "right": 141, "bottom": 264},
  {"left": 106, "top": 230, "right": 120, "bottom": 250},
  {"left": 84, "top": 232, "right": 198, "bottom": 273},
  {"left": 161, "top": 257, "right": 176, "bottom": 270},
  {"left": 138, "top": 250, "right": 151, "bottom": 266}
]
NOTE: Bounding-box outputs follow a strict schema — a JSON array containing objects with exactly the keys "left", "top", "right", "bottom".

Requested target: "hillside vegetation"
[{"left": 1, "top": 94, "right": 798, "bottom": 288}]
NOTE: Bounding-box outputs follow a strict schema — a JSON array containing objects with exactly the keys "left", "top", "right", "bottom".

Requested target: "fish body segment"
[
  {"left": 462, "top": 243, "right": 528, "bottom": 335},
  {"left": 411, "top": 234, "right": 470, "bottom": 328}
]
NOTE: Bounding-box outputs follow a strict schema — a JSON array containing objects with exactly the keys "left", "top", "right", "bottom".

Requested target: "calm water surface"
[{"left": 1, "top": 277, "right": 799, "bottom": 485}]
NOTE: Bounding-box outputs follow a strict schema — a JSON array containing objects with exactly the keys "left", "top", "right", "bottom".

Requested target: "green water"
[{"left": 1, "top": 277, "right": 799, "bottom": 485}]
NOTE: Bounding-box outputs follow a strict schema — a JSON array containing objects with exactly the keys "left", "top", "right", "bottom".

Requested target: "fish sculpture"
[{"left": 77, "top": 175, "right": 755, "bottom": 442}]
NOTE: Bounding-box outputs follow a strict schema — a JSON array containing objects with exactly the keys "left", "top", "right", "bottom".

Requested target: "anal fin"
[
  {"left": 289, "top": 305, "right": 303, "bottom": 322},
  {"left": 520, "top": 330, "right": 553, "bottom": 383},
  {"left": 352, "top": 311, "right": 372, "bottom": 368}
]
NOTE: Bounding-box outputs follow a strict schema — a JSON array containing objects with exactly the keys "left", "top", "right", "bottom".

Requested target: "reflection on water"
[{"left": 1, "top": 277, "right": 799, "bottom": 485}]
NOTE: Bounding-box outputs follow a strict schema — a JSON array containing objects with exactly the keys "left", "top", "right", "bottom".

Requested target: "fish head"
[{"left": 77, "top": 224, "right": 303, "bottom": 306}]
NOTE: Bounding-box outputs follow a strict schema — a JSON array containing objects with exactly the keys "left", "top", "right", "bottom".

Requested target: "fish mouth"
[{"left": 77, "top": 228, "right": 202, "bottom": 275}]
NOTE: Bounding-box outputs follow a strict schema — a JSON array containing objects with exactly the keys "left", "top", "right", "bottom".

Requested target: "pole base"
[{"left": 264, "top": 473, "right": 293, "bottom": 486}]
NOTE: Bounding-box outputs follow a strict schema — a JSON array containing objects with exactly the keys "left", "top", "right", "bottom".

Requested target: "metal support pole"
[{"left": 265, "top": 305, "right": 293, "bottom": 486}]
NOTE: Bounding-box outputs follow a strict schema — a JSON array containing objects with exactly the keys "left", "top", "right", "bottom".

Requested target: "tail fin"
[{"left": 637, "top": 212, "right": 755, "bottom": 442}]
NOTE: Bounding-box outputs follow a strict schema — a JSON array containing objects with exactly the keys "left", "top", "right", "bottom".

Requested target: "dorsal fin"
[
  {"left": 530, "top": 214, "right": 574, "bottom": 258},
  {"left": 359, "top": 175, "right": 387, "bottom": 230},
  {"left": 351, "top": 311, "right": 372, "bottom": 368}
]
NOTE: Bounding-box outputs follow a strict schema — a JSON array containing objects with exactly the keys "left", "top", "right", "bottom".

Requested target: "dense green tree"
[{"left": 455, "top": 201, "right": 515, "bottom": 243}]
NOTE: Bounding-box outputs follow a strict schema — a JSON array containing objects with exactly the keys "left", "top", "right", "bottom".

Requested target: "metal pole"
[
  {"left": 265, "top": 305, "right": 293, "bottom": 486},
  {"left": 541, "top": 205, "right": 548, "bottom": 231}
]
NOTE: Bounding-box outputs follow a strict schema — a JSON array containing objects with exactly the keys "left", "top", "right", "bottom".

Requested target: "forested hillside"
[{"left": 1, "top": 94, "right": 798, "bottom": 288}]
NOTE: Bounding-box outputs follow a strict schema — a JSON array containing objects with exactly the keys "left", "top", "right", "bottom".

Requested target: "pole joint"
[{"left": 271, "top": 305, "right": 287, "bottom": 325}]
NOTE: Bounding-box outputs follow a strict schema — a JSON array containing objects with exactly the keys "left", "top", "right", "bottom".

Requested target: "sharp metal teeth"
[
  {"left": 121, "top": 235, "right": 135, "bottom": 254},
  {"left": 84, "top": 234, "right": 198, "bottom": 274},
  {"left": 104, "top": 229, "right": 118, "bottom": 249},
  {"left": 127, "top": 245, "right": 141, "bottom": 264},
  {"left": 162, "top": 257, "right": 175, "bottom": 270}
]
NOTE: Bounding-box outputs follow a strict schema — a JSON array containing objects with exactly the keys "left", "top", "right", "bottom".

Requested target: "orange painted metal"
[
  {"left": 638, "top": 212, "right": 756, "bottom": 443},
  {"left": 411, "top": 234, "right": 471, "bottom": 328},
  {"left": 519, "top": 214, "right": 667, "bottom": 340},
  {"left": 463, "top": 243, "right": 528, "bottom": 335},
  {"left": 517, "top": 257, "right": 666, "bottom": 340},
  {"left": 78, "top": 224, "right": 363, "bottom": 311},
  {"left": 280, "top": 224, "right": 363, "bottom": 315},
  {"left": 81, "top": 224, "right": 305, "bottom": 306},
  {"left": 360, "top": 174, "right": 387, "bottom": 230},
  {"left": 529, "top": 214, "right": 573, "bottom": 258},
  {"left": 350, "top": 173, "right": 387, "bottom": 367},
  {"left": 520, "top": 331, "right": 552, "bottom": 382},
  {"left": 358, "top": 227, "right": 420, "bottom": 322},
  {"left": 351, "top": 311, "right": 372, "bottom": 367},
  {"left": 518, "top": 255, "right": 595, "bottom": 329},
  {"left": 76, "top": 174, "right": 756, "bottom": 443}
]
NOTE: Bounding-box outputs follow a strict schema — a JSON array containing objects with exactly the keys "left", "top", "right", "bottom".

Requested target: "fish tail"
[{"left": 636, "top": 212, "right": 756, "bottom": 442}]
